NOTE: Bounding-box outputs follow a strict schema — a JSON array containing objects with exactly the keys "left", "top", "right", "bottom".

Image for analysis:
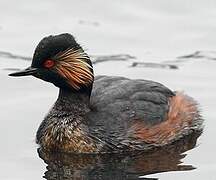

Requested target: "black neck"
[
  {"left": 60, "top": 82, "right": 93, "bottom": 98},
  {"left": 53, "top": 88, "right": 91, "bottom": 114},
  {"left": 59, "top": 88, "right": 90, "bottom": 103}
]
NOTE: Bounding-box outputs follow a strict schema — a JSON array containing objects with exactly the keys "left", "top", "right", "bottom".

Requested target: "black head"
[{"left": 9, "top": 33, "right": 94, "bottom": 95}]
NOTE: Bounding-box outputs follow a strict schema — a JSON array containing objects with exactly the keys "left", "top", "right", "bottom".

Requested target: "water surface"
[{"left": 1, "top": 1, "right": 216, "bottom": 179}]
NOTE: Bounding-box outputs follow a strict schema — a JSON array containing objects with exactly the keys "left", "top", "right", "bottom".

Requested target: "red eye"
[{"left": 43, "top": 59, "right": 55, "bottom": 68}]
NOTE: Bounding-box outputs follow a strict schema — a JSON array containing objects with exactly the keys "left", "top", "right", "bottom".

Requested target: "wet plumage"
[{"left": 9, "top": 33, "right": 203, "bottom": 153}]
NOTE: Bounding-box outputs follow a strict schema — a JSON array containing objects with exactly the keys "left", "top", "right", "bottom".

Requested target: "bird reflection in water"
[{"left": 38, "top": 130, "right": 202, "bottom": 180}]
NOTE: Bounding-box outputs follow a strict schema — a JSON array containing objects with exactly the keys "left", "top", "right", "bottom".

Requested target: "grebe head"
[{"left": 9, "top": 33, "right": 94, "bottom": 94}]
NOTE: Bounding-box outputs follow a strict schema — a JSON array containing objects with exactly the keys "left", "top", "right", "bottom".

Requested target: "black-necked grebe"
[{"left": 9, "top": 33, "right": 203, "bottom": 153}]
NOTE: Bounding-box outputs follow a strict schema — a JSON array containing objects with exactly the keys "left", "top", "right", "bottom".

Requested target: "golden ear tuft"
[{"left": 53, "top": 48, "right": 93, "bottom": 90}]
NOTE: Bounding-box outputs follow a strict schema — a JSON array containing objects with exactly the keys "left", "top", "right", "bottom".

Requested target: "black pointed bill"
[{"left": 8, "top": 67, "right": 38, "bottom": 77}]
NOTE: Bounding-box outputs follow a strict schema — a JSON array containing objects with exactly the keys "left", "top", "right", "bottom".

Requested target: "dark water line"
[
  {"left": 0, "top": 50, "right": 32, "bottom": 61},
  {"left": 0, "top": 50, "right": 134, "bottom": 63},
  {"left": 130, "top": 62, "right": 178, "bottom": 69},
  {"left": 177, "top": 50, "right": 216, "bottom": 60},
  {"left": 1, "top": 50, "right": 180, "bottom": 70}
]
